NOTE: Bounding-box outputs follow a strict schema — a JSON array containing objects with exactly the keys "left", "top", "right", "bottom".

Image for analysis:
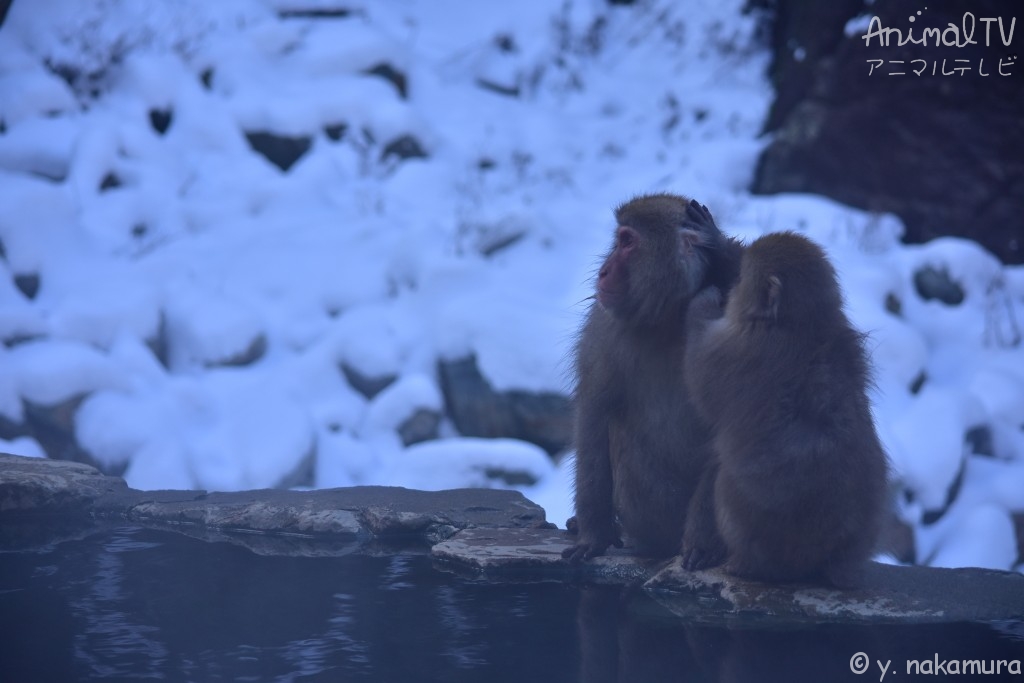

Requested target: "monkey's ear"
[
  {"left": 678, "top": 228, "right": 704, "bottom": 255},
  {"left": 766, "top": 275, "right": 782, "bottom": 320}
]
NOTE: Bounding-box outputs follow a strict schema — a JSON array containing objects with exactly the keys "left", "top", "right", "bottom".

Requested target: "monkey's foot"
[
  {"left": 679, "top": 543, "right": 726, "bottom": 571},
  {"left": 561, "top": 536, "right": 623, "bottom": 564}
]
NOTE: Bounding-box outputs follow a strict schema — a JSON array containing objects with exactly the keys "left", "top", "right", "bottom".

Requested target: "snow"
[
  {"left": 386, "top": 437, "right": 555, "bottom": 492},
  {"left": 924, "top": 503, "right": 1019, "bottom": 572},
  {"left": 4, "top": 338, "right": 129, "bottom": 414},
  {"left": 0, "top": 435, "right": 45, "bottom": 458},
  {"left": 523, "top": 451, "right": 577, "bottom": 530},
  {"left": 1, "top": 0, "right": 1022, "bottom": 571},
  {"left": 888, "top": 387, "right": 975, "bottom": 512}
]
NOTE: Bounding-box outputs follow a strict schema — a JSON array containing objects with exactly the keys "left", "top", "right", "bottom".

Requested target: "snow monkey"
[
  {"left": 563, "top": 194, "right": 742, "bottom": 567},
  {"left": 684, "top": 231, "right": 889, "bottom": 586}
]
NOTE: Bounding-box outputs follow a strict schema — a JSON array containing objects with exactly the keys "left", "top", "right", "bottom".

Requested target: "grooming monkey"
[{"left": 684, "top": 232, "right": 889, "bottom": 586}]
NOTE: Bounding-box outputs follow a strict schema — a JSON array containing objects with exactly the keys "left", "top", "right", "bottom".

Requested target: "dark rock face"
[
  {"left": 380, "top": 134, "right": 428, "bottom": 162},
  {"left": 340, "top": 362, "right": 395, "bottom": 399},
  {"left": 244, "top": 131, "right": 313, "bottom": 172},
  {"left": 207, "top": 333, "right": 267, "bottom": 368},
  {"left": 753, "top": 0, "right": 1024, "bottom": 264},
  {"left": 363, "top": 63, "right": 408, "bottom": 99},
  {"left": 919, "top": 453, "right": 966, "bottom": 525},
  {"left": 1015, "top": 512, "right": 1024, "bottom": 565},
  {"left": 99, "top": 172, "right": 121, "bottom": 191},
  {"left": 277, "top": 7, "right": 353, "bottom": 20},
  {"left": 22, "top": 396, "right": 98, "bottom": 467},
  {"left": 438, "top": 355, "right": 572, "bottom": 455},
  {"left": 753, "top": 0, "right": 864, "bottom": 132},
  {"left": 397, "top": 407, "right": 441, "bottom": 446},
  {"left": 965, "top": 424, "right": 995, "bottom": 458},
  {"left": 324, "top": 122, "right": 347, "bottom": 141},
  {"left": 13, "top": 273, "right": 40, "bottom": 300},
  {"left": 913, "top": 265, "right": 966, "bottom": 305},
  {"left": 148, "top": 108, "right": 173, "bottom": 135}
]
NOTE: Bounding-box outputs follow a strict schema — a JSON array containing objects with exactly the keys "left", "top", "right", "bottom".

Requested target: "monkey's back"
[{"left": 713, "top": 324, "right": 889, "bottom": 584}]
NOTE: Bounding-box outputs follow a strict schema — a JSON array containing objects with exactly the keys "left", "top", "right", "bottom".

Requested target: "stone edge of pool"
[{"left": 2, "top": 452, "right": 1022, "bottom": 625}]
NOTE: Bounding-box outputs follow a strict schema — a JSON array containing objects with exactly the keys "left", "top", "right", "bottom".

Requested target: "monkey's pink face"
[
  {"left": 596, "top": 225, "right": 637, "bottom": 311},
  {"left": 596, "top": 224, "right": 707, "bottom": 321}
]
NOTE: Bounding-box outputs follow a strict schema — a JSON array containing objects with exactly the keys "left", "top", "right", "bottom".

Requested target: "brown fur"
[
  {"left": 684, "top": 232, "right": 889, "bottom": 586},
  {"left": 563, "top": 194, "right": 742, "bottom": 564}
]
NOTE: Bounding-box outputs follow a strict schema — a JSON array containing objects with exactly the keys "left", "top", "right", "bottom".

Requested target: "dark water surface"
[{"left": 1, "top": 527, "right": 1021, "bottom": 682}]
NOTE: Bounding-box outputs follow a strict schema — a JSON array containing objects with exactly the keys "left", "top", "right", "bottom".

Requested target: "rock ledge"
[{"left": 3, "top": 453, "right": 1022, "bottom": 624}]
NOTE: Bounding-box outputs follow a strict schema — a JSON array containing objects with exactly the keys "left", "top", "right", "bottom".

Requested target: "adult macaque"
[
  {"left": 563, "top": 194, "right": 742, "bottom": 565},
  {"left": 684, "top": 232, "right": 889, "bottom": 586}
]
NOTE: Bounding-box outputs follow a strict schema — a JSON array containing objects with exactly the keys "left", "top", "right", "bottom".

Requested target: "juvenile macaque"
[
  {"left": 684, "top": 232, "right": 889, "bottom": 586},
  {"left": 563, "top": 194, "right": 743, "bottom": 565}
]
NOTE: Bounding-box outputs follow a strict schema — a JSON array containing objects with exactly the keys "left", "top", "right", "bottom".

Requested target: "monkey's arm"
[
  {"left": 562, "top": 324, "right": 623, "bottom": 564},
  {"left": 684, "top": 199, "right": 744, "bottom": 292},
  {"left": 684, "top": 287, "right": 731, "bottom": 421},
  {"left": 681, "top": 287, "right": 729, "bottom": 568},
  {"left": 562, "top": 398, "right": 623, "bottom": 563}
]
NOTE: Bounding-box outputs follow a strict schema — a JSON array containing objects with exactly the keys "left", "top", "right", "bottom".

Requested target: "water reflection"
[
  {"left": 0, "top": 526, "right": 1019, "bottom": 682},
  {"left": 0, "top": 527, "right": 579, "bottom": 681},
  {"left": 574, "top": 586, "right": 1024, "bottom": 683}
]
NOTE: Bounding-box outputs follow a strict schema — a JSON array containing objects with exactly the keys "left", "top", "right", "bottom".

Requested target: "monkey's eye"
[{"left": 617, "top": 227, "right": 636, "bottom": 249}]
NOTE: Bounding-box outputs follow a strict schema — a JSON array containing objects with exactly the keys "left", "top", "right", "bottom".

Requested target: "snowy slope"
[{"left": 0, "top": 0, "right": 1021, "bottom": 571}]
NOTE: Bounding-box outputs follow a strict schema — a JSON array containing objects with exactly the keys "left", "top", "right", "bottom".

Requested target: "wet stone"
[
  {"left": 431, "top": 526, "right": 659, "bottom": 584},
  {"left": 432, "top": 526, "right": 1024, "bottom": 624},
  {"left": 647, "top": 558, "right": 1024, "bottom": 624},
  {"left": 3, "top": 452, "right": 1023, "bottom": 625}
]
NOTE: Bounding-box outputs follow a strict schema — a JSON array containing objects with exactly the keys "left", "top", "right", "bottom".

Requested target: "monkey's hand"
[
  {"left": 683, "top": 199, "right": 718, "bottom": 233},
  {"left": 687, "top": 285, "right": 724, "bottom": 325},
  {"left": 561, "top": 531, "right": 623, "bottom": 564}
]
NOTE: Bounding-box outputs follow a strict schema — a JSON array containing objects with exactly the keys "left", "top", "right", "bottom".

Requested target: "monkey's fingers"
[
  {"left": 679, "top": 544, "right": 726, "bottom": 571},
  {"left": 561, "top": 541, "right": 612, "bottom": 564},
  {"left": 679, "top": 547, "right": 706, "bottom": 571},
  {"left": 683, "top": 199, "right": 718, "bottom": 232},
  {"left": 561, "top": 544, "right": 588, "bottom": 564},
  {"left": 565, "top": 516, "right": 579, "bottom": 534}
]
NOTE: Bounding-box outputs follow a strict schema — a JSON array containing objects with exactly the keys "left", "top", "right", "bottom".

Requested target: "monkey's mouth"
[
  {"left": 595, "top": 285, "right": 620, "bottom": 312},
  {"left": 596, "top": 269, "right": 629, "bottom": 307}
]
